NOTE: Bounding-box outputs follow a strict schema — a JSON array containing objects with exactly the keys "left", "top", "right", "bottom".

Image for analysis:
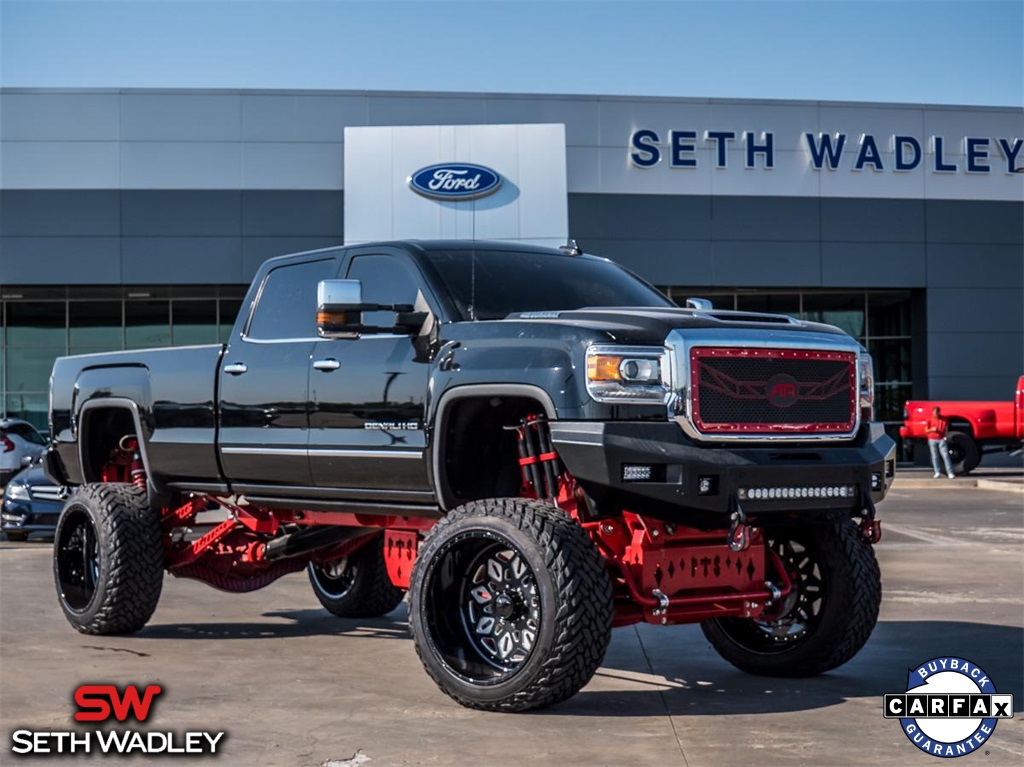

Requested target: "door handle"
[
  {"left": 224, "top": 363, "right": 248, "bottom": 375},
  {"left": 313, "top": 358, "right": 341, "bottom": 372}
]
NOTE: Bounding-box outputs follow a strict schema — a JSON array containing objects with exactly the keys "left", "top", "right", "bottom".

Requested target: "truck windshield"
[{"left": 423, "top": 249, "right": 675, "bottom": 321}]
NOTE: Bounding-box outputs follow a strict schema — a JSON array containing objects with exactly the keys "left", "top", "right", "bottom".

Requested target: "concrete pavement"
[{"left": 1, "top": 485, "right": 1021, "bottom": 766}]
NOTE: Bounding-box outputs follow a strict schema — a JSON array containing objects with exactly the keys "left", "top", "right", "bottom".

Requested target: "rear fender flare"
[{"left": 77, "top": 398, "right": 162, "bottom": 499}]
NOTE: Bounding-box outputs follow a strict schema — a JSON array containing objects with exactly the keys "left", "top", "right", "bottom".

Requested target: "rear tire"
[
  {"left": 308, "top": 533, "right": 405, "bottom": 618},
  {"left": 701, "top": 515, "right": 880, "bottom": 677},
  {"left": 409, "top": 498, "right": 613, "bottom": 712},
  {"left": 946, "top": 431, "right": 981, "bottom": 475},
  {"left": 53, "top": 484, "right": 164, "bottom": 635}
]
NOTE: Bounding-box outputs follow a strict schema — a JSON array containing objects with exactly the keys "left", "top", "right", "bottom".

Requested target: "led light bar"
[
  {"left": 622, "top": 464, "right": 653, "bottom": 482},
  {"left": 738, "top": 484, "right": 858, "bottom": 501}
]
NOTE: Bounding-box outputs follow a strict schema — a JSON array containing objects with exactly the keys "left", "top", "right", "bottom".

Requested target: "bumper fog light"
[{"left": 698, "top": 476, "right": 718, "bottom": 496}]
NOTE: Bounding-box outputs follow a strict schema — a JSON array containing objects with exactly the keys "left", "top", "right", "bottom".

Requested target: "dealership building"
[{"left": 1, "top": 87, "right": 1022, "bottom": 455}]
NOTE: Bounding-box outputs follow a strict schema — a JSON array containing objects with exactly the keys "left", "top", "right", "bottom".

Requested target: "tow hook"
[
  {"left": 651, "top": 588, "right": 670, "bottom": 617},
  {"left": 858, "top": 492, "right": 883, "bottom": 544},
  {"left": 764, "top": 580, "right": 782, "bottom": 604},
  {"left": 728, "top": 504, "right": 751, "bottom": 552}
]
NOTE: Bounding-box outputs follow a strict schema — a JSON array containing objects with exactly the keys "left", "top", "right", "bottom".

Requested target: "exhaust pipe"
[{"left": 263, "top": 525, "right": 377, "bottom": 561}]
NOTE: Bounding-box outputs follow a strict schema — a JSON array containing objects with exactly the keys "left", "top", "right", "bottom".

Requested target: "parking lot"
[{"left": 1, "top": 484, "right": 1021, "bottom": 767}]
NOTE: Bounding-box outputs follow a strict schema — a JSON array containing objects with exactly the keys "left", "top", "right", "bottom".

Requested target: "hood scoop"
[{"left": 705, "top": 311, "right": 798, "bottom": 325}]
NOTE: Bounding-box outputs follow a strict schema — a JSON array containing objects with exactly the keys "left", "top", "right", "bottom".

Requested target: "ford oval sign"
[{"left": 408, "top": 163, "right": 502, "bottom": 201}]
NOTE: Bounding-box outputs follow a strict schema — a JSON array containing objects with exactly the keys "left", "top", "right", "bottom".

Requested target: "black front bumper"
[{"left": 550, "top": 420, "right": 896, "bottom": 525}]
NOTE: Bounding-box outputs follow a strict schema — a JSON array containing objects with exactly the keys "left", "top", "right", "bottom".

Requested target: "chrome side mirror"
[
  {"left": 316, "top": 279, "right": 426, "bottom": 338},
  {"left": 317, "top": 279, "right": 365, "bottom": 338}
]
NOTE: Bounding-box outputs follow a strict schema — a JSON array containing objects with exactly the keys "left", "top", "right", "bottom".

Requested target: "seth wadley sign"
[{"left": 629, "top": 130, "right": 1024, "bottom": 174}]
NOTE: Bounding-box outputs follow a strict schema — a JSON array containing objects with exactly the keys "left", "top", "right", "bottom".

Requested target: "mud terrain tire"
[
  {"left": 53, "top": 484, "right": 164, "bottom": 635},
  {"left": 701, "top": 515, "right": 880, "bottom": 676},
  {"left": 409, "top": 498, "right": 613, "bottom": 712}
]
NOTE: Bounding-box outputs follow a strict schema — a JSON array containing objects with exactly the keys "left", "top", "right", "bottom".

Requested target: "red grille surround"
[{"left": 690, "top": 347, "right": 858, "bottom": 435}]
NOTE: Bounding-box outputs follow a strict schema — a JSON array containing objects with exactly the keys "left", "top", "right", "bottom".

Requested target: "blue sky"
[{"left": 1, "top": 1, "right": 1022, "bottom": 106}]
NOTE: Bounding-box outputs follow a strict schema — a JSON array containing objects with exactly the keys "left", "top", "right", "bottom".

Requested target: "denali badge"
[
  {"left": 766, "top": 374, "right": 799, "bottom": 407},
  {"left": 408, "top": 163, "right": 502, "bottom": 201}
]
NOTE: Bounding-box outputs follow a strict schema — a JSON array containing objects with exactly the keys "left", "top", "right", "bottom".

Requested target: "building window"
[{"left": 0, "top": 286, "right": 247, "bottom": 433}]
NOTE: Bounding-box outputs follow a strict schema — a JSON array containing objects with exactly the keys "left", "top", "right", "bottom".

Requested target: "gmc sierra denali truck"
[{"left": 46, "top": 240, "right": 895, "bottom": 711}]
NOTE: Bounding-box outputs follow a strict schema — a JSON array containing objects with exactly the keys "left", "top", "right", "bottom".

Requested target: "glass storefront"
[
  {"left": 0, "top": 286, "right": 246, "bottom": 431},
  {"left": 663, "top": 288, "right": 918, "bottom": 459}
]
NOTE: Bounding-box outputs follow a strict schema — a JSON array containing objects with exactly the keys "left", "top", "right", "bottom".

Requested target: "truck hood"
[{"left": 502, "top": 306, "right": 851, "bottom": 346}]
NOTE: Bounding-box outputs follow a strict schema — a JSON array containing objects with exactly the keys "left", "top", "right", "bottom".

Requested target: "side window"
[
  {"left": 9, "top": 423, "right": 45, "bottom": 445},
  {"left": 346, "top": 255, "right": 421, "bottom": 307},
  {"left": 247, "top": 259, "right": 335, "bottom": 340}
]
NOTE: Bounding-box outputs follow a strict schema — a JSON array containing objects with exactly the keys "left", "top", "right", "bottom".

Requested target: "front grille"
[
  {"left": 691, "top": 347, "right": 857, "bottom": 435},
  {"left": 29, "top": 485, "right": 65, "bottom": 502}
]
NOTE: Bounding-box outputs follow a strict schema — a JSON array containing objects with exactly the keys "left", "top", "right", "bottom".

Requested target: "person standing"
[{"left": 925, "top": 406, "right": 955, "bottom": 479}]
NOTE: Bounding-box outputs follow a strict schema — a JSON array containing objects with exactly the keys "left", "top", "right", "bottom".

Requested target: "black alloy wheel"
[
  {"left": 450, "top": 536, "right": 541, "bottom": 674},
  {"left": 55, "top": 506, "right": 101, "bottom": 611},
  {"left": 308, "top": 533, "right": 405, "bottom": 618}
]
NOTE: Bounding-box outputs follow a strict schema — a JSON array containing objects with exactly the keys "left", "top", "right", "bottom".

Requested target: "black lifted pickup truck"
[{"left": 46, "top": 240, "right": 895, "bottom": 711}]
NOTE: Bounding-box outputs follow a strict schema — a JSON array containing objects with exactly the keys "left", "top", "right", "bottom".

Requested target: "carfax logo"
[
  {"left": 10, "top": 684, "right": 226, "bottom": 756},
  {"left": 884, "top": 657, "right": 1014, "bottom": 758}
]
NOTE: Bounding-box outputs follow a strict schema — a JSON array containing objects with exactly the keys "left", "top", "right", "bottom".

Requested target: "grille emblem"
[{"left": 766, "top": 374, "right": 799, "bottom": 407}]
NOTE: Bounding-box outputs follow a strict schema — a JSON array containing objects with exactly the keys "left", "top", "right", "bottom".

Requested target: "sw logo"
[
  {"left": 884, "top": 656, "right": 1014, "bottom": 758},
  {"left": 10, "top": 683, "right": 226, "bottom": 756},
  {"left": 74, "top": 684, "right": 162, "bottom": 722}
]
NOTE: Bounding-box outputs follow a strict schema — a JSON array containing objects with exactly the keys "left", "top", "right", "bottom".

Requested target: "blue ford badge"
[{"left": 408, "top": 163, "right": 502, "bottom": 201}]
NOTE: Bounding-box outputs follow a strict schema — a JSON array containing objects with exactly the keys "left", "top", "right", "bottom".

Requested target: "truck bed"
[{"left": 50, "top": 345, "right": 225, "bottom": 489}]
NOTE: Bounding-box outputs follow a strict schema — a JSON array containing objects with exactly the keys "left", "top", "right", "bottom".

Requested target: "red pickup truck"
[{"left": 900, "top": 375, "right": 1024, "bottom": 475}]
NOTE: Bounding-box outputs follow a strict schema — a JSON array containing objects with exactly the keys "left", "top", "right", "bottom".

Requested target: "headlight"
[
  {"left": 586, "top": 346, "right": 670, "bottom": 405},
  {"left": 859, "top": 351, "right": 875, "bottom": 421},
  {"left": 4, "top": 484, "right": 31, "bottom": 503}
]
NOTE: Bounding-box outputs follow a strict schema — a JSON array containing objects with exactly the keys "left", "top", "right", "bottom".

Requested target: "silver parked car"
[{"left": 0, "top": 419, "right": 47, "bottom": 487}]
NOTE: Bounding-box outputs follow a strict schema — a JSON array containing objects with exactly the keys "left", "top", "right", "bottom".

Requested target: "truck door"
[
  {"left": 219, "top": 256, "right": 337, "bottom": 494},
  {"left": 308, "top": 250, "right": 432, "bottom": 501}
]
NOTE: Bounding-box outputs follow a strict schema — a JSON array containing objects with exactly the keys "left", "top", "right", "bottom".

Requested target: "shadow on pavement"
[
  {"left": 137, "top": 605, "right": 412, "bottom": 641},
  {"left": 136, "top": 615, "right": 1021, "bottom": 718},
  {"left": 554, "top": 620, "right": 1023, "bottom": 717}
]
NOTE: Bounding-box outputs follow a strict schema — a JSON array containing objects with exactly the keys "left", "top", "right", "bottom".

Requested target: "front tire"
[
  {"left": 4, "top": 531, "right": 28, "bottom": 542},
  {"left": 409, "top": 498, "right": 613, "bottom": 712},
  {"left": 308, "top": 533, "right": 405, "bottom": 618},
  {"left": 53, "top": 484, "right": 164, "bottom": 635},
  {"left": 701, "top": 515, "right": 880, "bottom": 677}
]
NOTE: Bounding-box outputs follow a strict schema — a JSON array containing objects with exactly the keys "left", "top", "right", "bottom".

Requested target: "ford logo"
[{"left": 408, "top": 163, "right": 502, "bottom": 201}]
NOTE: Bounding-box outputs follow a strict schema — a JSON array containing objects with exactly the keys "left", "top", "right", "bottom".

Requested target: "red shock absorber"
[{"left": 119, "top": 435, "right": 147, "bottom": 491}]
